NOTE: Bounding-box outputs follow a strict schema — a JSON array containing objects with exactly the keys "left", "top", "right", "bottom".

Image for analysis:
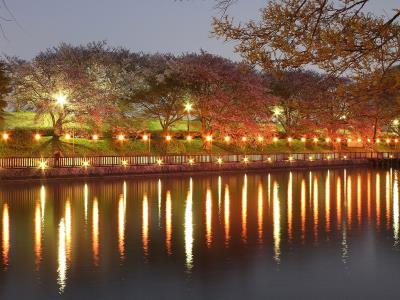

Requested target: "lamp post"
[
  {"left": 143, "top": 134, "right": 151, "bottom": 153},
  {"left": 184, "top": 102, "right": 192, "bottom": 136}
]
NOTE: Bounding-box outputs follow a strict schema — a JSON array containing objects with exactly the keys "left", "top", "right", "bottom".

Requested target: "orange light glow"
[
  {"left": 92, "top": 134, "right": 99, "bottom": 140},
  {"left": 34, "top": 133, "right": 41, "bottom": 141},
  {"left": 65, "top": 133, "right": 71, "bottom": 140}
]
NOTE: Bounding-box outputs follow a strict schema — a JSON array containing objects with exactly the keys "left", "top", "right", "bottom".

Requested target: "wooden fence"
[{"left": 0, "top": 152, "right": 398, "bottom": 169}]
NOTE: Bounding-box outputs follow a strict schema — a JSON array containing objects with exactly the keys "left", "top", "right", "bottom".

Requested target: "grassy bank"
[
  {"left": 1, "top": 111, "right": 397, "bottom": 157},
  {"left": 0, "top": 135, "right": 396, "bottom": 157}
]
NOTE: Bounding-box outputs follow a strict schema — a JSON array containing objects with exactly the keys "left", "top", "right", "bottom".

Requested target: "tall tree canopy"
[
  {"left": 213, "top": 0, "right": 400, "bottom": 77},
  {"left": 172, "top": 52, "right": 273, "bottom": 138},
  {"left": 8, "top": 42, "right": 132, "bottom": 139}
]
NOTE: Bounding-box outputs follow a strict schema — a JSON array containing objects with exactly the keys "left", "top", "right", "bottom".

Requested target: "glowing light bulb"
[
  {"left": 313, "top": 137, "right": 318, "bottom": 143},
  {"left": 38, "top": 160, "right": 47, "bottom": 170},
  {"left": 376, "top": 139, "right": 381, "bottom": 143},
  {"left": 301, "top": 137, "right": 306, "bottom": 142},
  {"left": 242, "top": 137, "right": 247, "bottom": 142},
  {"left": 386, "top": 139, "right": 391, "bottom": 144},
  {"left": 357, "top": 138, "right": 362, "bottom": 143},
  {"left": 82, "top": 161, "right": 90, "bottom": 168},
  {"left": 257, "top": 136, "right": 264, "bottom": 142},
  {"left": 188, "top": 158, "right": 195, "bottom": 165},
  {"left": 243, "top": 156, "right": 249, "bottom": 163},
  {"left": 156, "top": 159, "right": 163, "bottom": 166},
  {"left": 118, "top": 134, "right": 125, "bottom": 141},
  {"left": 65, "top": 133, "right": 71, "bottom": 140},
  {"left": 336, "top": 138, "right": 341, "bottom": 142},
  {"left": 325, "top": 137, "right": 331, "bottom": 143},
  {"left": 224, "top": 136, "right": 231, "bottom": 142},
  {"left": 2, "top": 133, "right": 9, "bottom": 141},
  {"left": 186, "top": 135, "right": 192, "bottom": 141},
  {"left": 273, "top": 137, "right": 278, "bottom": 143},
  {"left": 34, "top": 133, "right": 41, "bottom": 141},
  {"left": 206, "top": 135, "right": 213, "bottom": 142},
  {"left": 121, "top": 160, "right": 128, "bottom": 166},
  {"left": 142, "top": 134, "right": 149, "bottom": 141},
  {"left": 216, "top": 157, "right": 223, "bottom": 164},
  {"left": 165, "top": 135, "right": 172, "bottom": 142},
  {"left": 92, "top": 134, "right": 99, "bottom": 140}
]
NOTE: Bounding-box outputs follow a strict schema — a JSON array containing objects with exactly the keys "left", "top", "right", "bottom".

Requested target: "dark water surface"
[{"left": 1, "top": 168, "right": 400, "bottom": 299}]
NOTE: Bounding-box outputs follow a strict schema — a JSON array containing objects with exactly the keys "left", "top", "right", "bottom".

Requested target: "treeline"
[{"left": 1, "top": 42, "right": 399, "bottom": 141}]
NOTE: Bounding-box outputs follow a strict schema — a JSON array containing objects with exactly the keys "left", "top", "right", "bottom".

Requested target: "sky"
[{"left": 0, "top": 0, "right": 398, "bottom": 60}]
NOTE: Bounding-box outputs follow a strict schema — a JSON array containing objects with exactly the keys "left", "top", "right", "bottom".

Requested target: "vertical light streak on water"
[
  {"left": 158, "top": 179, "right": 162, "bottom": 227},
  {"left": 386, "top": 171, "right": 391, "bottom": 229},
  {"left": 258, "top": 180, "right": 264, "bottom": 243},
  {"left": 224, "top": 184, "right": 230, "bottom": 247},
  {"left": 313, "top": 176, "right": 319, "bottom": 241},
  {"left": 218, "top": 176, "right": 222, "bottom": 216},
  {"left": 118, "top": 192, "right": 126, "bottom": 260},
  {"left": 34, "top": 201, "right": 41, "bottom": 269},
  {"left": 40, "top": 185, "right": 45, "bottom": 221},
  {"left": 273, "top": 181, "right": 281, "bottom": 264},
  {"left": 309, "top": 171, "right": 313, "bottom": 207},
  {"left": 92, "top": 198, "right": 99, "bottom": 266},
  {"left": 376, "top": 173, "right": 381, "bottom": 227},
  {"left": 206, "top": 188, "right": 212, "bottom": 247},
  {"left": 185, "top": 178, "right": 194, "bottom": 271},
  {"left": 325, "top": 170, "right": 331, "bottom": 234},
  {"left": 301, "top": 179, "right": 306, "bottom": 243},
  {"left": 393, "top": 171, "right": 399, "bottom": 246},
  {"left": 142, "top": 193, "right": 149, "bottom": 258},
  {"left": 2, "top": 203, "right": 9, "bottom": 268},
  {"left": 347, "top": 175, "right": 352, "bottom": 228},
  {"left": 268, "top": 173, "right": 271, "bottom": 207},
  {"left": 368, "top": 172, "right": 372, "bottom": 223},
  {"left": 357, "top": 174, "right": 362, "bottom": 226},
  {"left": 336, "top": 176, "right": 342, "bottom": 230},
  {"left": 65, "top": 200, "right": 72, "bottom": 264},
  {"left": 287, "top": 172, "right": 293, "bottom": 243},
  {"left": 84, "top": 183, "right": 88, "bottom": 224},
  {"left": 57, "top": 218, "right": 67, "bottom": 294},
  {"left": 165, "top": 190, "right": 172, "bottom": 255},
  {"left": 241, "top": 174, "right": 248, "bottom": 244}
]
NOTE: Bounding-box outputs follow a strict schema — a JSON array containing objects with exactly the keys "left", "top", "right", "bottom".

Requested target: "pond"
[{"left": 0, "top": 167, "right": 399, "bottom": 299}]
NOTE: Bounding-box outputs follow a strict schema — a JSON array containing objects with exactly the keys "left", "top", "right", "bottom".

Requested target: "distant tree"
[
  {"left": 172, "top": 52, "right": 272, "bottom": 139},
  {"left": 8, "top": 42, "right": 127, "bottom": 140},
  {"left": 126, "top": 55, "right": 187, "bottom": 134},
  {"left": 346, "top": 69, "right": 400, "bottom": 139},
  {"left": 0, "top": 60, "right": 10, "bottom": 125},
  {"left": 267, "top": 70, "right": 330, "bottom": 136}
]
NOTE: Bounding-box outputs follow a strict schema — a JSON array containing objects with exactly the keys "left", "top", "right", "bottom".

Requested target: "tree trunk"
[
  {"left": 372, "top": 117, "right": 378, "bottom": 140},
  {"left": 53, "top": 119, "right": 63, "bottom": 141}
]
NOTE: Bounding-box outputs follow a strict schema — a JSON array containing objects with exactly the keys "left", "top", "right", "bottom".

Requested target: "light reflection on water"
[{"left": 1, "top": 167, "right": 400, "bottom": 299}]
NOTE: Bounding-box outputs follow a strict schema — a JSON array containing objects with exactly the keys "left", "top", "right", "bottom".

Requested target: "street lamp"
[
  {"left": 143, "top": 134, "right": 151, "bottom": 153},
  {"left": 184, "top": 102, "right": 192, "bottom": 135},
  {"left": 54, "top": 92, "right": 67, "bottom": 107}
]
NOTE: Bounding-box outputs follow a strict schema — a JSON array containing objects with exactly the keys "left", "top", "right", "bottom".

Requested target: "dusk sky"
[{"left": 1, "top": 0, "right": 399, "bottom": 60}]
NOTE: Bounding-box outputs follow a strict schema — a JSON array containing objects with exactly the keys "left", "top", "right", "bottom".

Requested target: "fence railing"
[{"left": 0, "top": 152, "right": 398, "bottom": 169}]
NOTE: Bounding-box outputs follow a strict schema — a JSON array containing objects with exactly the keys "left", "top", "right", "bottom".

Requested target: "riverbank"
[{"left": 0, "top": 158, "right": 374, "bottom": 181}]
